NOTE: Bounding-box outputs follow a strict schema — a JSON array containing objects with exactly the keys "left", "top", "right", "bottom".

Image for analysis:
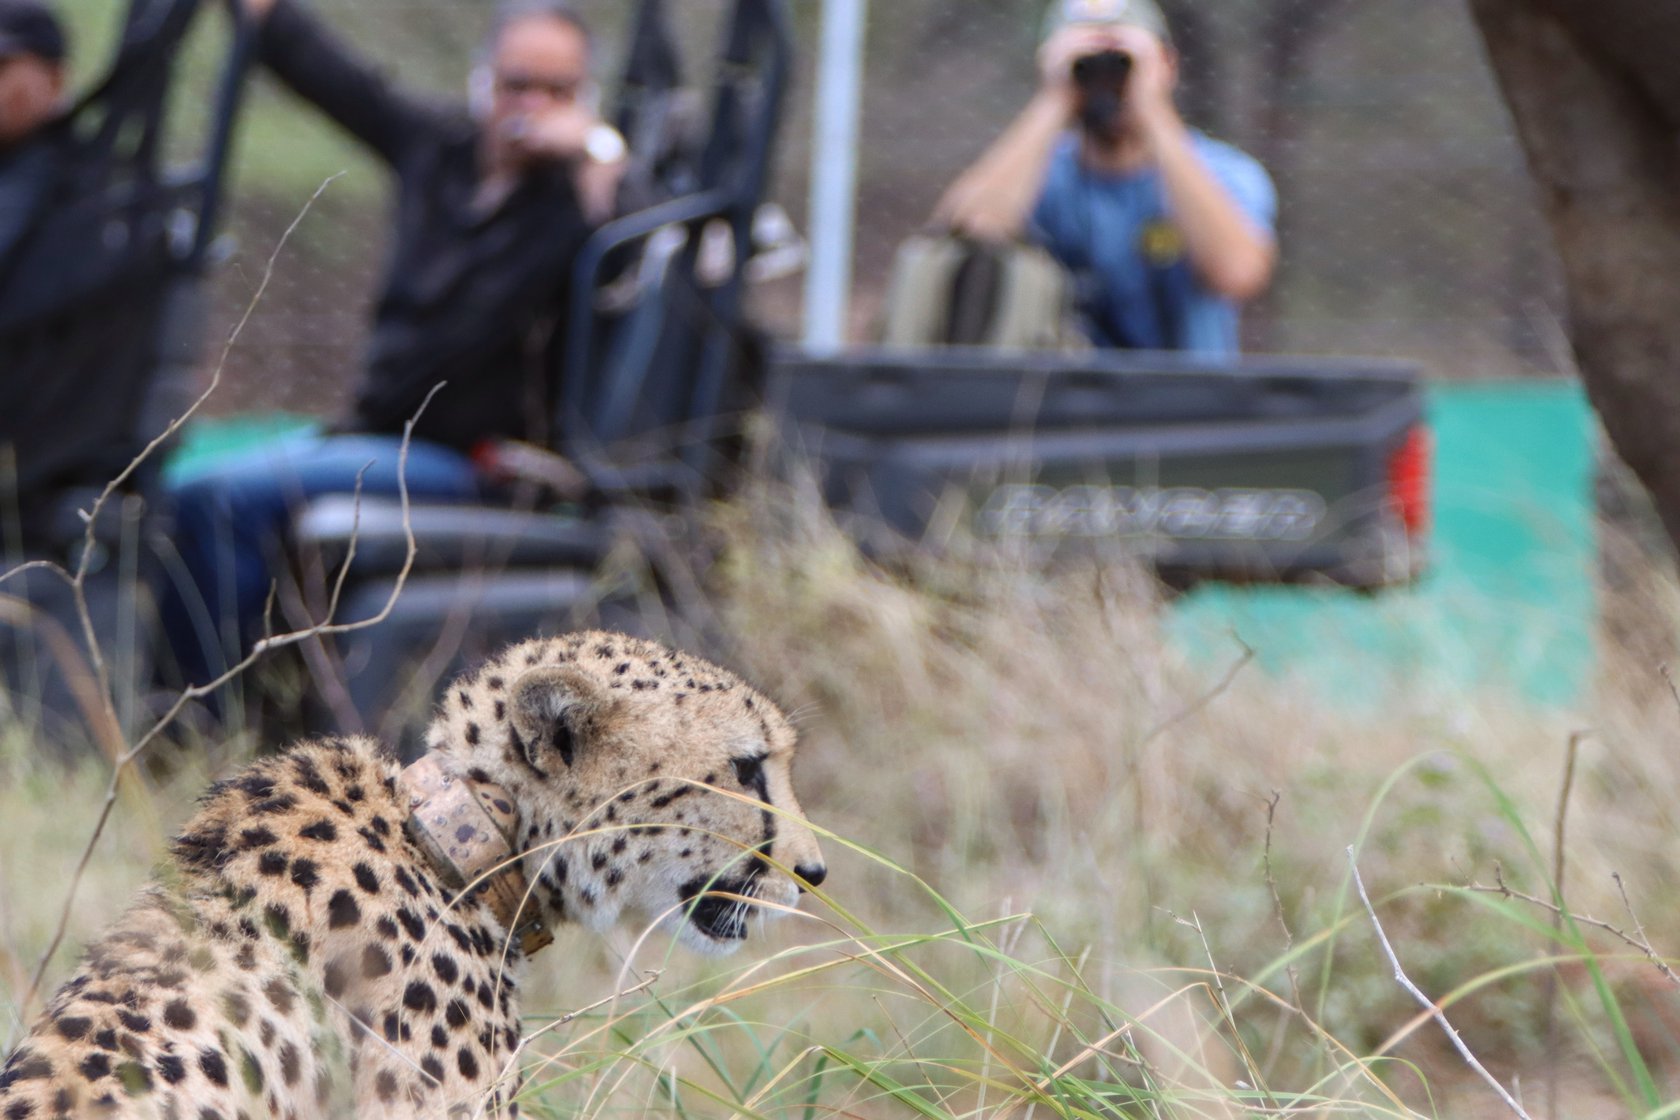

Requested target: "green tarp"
[{"left": 1171, "top": 381, "right": 1595, "bottom": 705}]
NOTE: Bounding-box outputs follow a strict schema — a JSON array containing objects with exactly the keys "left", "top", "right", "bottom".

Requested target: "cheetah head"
[{"left": 423, "top": 632, "right": 825, "bottom": 955}]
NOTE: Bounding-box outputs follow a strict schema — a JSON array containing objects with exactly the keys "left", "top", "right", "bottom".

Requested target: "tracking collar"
[{"left": 399, "top": 754, "right": 553, "bottom": 957}]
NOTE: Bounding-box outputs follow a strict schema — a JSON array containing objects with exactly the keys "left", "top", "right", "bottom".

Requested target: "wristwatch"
[{"left": 584, "top": 124, "right": 627, "bottom": 164}]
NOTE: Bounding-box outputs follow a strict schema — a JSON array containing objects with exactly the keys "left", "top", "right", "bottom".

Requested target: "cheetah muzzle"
[{"left": 0, "top": 631, "right": 826, "bottom": 1119}]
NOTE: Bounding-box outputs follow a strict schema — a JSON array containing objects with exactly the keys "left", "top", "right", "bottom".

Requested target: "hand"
[
  {"left": 932, "top": 177, "right": 1029, "bottom": 242},
  {"left": 228, "top": 0, "right": 279, "bottom": 21},
  {"left": 575, "top": 157, "right": 625, "bottom": 224},
  {"left": 501, "top": 102, "right": 598, "bottom": 164},
  {"left": 1036, "top": 24, "right": 1115, "bottom": 105},
  {"left": 1039, "top": 23, "right": 1177, "bottom": 132},
  {"left": 1103, "top": 24, "right": 1176, "bottom": 129}
]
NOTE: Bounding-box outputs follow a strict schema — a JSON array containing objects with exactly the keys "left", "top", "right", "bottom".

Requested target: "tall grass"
[{"left": 4, "top": 477, "right": 1680, "bottom": 1117}]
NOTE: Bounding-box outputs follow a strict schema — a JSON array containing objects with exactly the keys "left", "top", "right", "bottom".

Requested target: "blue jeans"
[{"left": 162, "top": 432, "right": 482, "bottom": 685}]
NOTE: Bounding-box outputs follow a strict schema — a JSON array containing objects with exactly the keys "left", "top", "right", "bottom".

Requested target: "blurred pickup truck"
[{"left": 767, "top": 346, "right": 1430, "bottom": 588}]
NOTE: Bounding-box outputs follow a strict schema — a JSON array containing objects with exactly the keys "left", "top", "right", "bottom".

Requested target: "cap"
[
  {"left": 1041, "top": 0, "right": 1170, "bottom": 44},
  {"left": 0, "top": 0, "right": 64, "bottom": 63}
]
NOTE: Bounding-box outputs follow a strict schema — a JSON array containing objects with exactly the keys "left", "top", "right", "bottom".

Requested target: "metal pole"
[{"left": 803, "top": 0, "right": 868, "bottom": 354}]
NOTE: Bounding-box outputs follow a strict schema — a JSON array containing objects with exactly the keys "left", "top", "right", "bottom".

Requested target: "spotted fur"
[{"left": 0, "top": 632, "right": 825, "bottom": 1118}]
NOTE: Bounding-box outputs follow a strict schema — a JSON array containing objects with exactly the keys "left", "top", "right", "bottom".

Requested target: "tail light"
[{"left": 1387, "top": 424, "right": 1432, "bottom": 539}]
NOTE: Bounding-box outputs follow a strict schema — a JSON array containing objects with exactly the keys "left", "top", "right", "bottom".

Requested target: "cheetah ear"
[{"left": 508, "top": 665, "right": 614, "bottom": 772}]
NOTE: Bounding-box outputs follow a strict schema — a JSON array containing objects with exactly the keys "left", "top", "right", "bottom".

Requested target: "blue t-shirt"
[{"left": 1030, "top": 131, "right": 1276, "bottom": 355}]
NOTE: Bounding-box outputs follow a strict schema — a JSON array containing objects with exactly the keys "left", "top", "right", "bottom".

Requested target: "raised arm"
[
  {"left": 235, "top": 0, "right": 433, "bottom": 167},
  {"left": 932, "top": 25, "right": 1113, "bottom": 241},
  {"left": 1115, "top": 26, "right": 1275, "bottom": 300}
]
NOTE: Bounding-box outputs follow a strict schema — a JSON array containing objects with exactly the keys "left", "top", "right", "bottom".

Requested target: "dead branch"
[
  {"left": 1660, "top": 663, "right": 1680, "bottom": 722},
  {"left": 72, "top": 174, "right": 345, "bottom": 729},
  {"left": 22, "top": 380, "right": 436, "bottom": 1011},
  {"left": 1612, "top": 872, "right": 1680, "bottom": 991},
  {"left": 521, "top": 969, "right": 663, "bottom": 1044},
  {"left": 1470, "top": 867, "right": 1680, "bottom": 991},
  {"left": 15, "top": 176, "right": 440, "bottom": 1010},
  {"left": 1348, "top": 847, "right": 1534, "bottom": 1120},
  {"left": 1135, "top": 634, "right": 1255, "bottom": 754},
  {"left": 1544, "top": 731, "right": 1587, "bottom": 1116},
  {"left": 1257, "top": 790, "right": 1305, "bottom": 1079}
]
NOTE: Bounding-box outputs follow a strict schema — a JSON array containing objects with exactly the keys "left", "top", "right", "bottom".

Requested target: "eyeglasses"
[{"left": 493, "top": 71, "right": 584, "bottom": 102}]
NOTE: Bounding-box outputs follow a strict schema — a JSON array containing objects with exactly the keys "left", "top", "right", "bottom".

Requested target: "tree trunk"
[{"left": 1468, "top": 0, "right": 1680, "bottom": 555}]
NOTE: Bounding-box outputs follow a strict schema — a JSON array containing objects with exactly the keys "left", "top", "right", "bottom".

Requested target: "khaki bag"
[{"left": 879, "top": 233, "right": 1085, "bottom": 350}]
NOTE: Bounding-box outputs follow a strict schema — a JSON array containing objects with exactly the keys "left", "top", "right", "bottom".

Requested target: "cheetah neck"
[{"left": 399, "top": 753, "right": 554, "bottom": 957}]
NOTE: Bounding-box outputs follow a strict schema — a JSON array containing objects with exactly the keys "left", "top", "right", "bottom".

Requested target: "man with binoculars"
[{"left": 935, "top": 0, "right": 1275, "bottom": 354}]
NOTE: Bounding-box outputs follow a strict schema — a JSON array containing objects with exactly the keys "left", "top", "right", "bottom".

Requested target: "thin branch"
[
  {"left": 1612, "top": 872, "right": 1680, "bottom": 991},
  {"left": 1348, "top": 847, "right": 1534, "bottom": 1120},
  {"left": 1544, "top": 731, "right": 1587, "bottom": 1117},
  {"left": 1259, "top": 789, "right": 1306, "bottom": 1043},
  {"left": 1168, "top": 907, "right": 1277, "bottom": 1112},
  {"left": 1136, "top": 634, "right": 1255, "bottom": 753},
  {"left": 1262, "top": 792, "right": 1295, "bottom": 955},
  {"left": 64, "top": 173, "right": 347, "bottom": 722},
  {"left": 1551, "top": 733, "right": 1585, "bottom": 900},
  {"left": 1471, "top": 869, "right": 1680, "bottom": 991},
  {"left": 22, "top": 376, "right": 438, "bottom": 1013},
  {"left": 521, "top": 970, "right": 663, "bottom": 1045},
  {"left": 251, "top": 380, "right": 436, "bottom": 656},
  {"left": 0, "top": 558, "right": 67, "bottom": 591},
  {"left": 1660, "top": 663, "right": 1680, "bottom": 721},
  {"left": 319, "top": 464, "right": 372, "bottom": 626}
]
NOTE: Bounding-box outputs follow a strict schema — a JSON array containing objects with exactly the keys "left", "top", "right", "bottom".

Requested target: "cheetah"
[{"left": 0, "top": 631, "right": 826, "bottom": 1118}]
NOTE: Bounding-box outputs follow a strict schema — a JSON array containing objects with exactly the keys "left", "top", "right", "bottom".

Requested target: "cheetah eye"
[{"left": 732, "top": 756, "right": 765, "bottom": 787}]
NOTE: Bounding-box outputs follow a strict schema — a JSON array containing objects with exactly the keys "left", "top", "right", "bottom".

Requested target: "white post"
[{"left": 803, "top": 0, "right": 868, "bottom": 355}]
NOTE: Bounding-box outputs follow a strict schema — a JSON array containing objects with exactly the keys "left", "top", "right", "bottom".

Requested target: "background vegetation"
[{"left": 6, "top": 485, "right": 1680, "bottom": 1116}]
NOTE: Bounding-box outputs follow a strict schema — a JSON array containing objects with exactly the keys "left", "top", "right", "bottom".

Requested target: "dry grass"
[{"left": 4, "top": 476, "right": 1680, "bottom": 1118}]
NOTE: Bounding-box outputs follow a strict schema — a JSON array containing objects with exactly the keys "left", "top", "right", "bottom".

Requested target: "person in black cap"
[{"left": 0, "top": 0, "right": 66, "bottom": 261}]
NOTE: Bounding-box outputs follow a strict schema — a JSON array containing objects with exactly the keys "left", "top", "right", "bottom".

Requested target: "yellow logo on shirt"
[{"left": 1139, "top": 220, "right": 1183, "bottom": 265}]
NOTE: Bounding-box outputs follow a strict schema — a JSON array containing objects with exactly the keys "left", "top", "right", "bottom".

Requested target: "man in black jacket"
[{"left": 165, "top": 0, "right": 626, "bottom": 683}]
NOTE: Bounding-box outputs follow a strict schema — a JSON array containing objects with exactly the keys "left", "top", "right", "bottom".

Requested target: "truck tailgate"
[{"left": 765, "top": 346, "right": 1429, "bottom": 587}]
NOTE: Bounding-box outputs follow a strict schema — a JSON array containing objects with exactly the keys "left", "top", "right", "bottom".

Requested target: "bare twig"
[
  {"left": 1348, "top": 847, "right": 1534, "bottom": 1120},
  {"left": 0, "top": 558, "right": 65, "bottom": 591},
  {"left": 521, "top": 969, "right": 663, "bottom": 1044},
  {"left": 1544, "top": 731, "right": 1587, "bottom": 1116},
  {"left": 1262, "top": 792, "right": 1296, "bottom": 957},
  {"left": 1660, "top": 663, "right": 1680, "bottom": 721},
  {"left": 12, "top": 178, "right": 360, "bottom": 1011},
  {"left": 1136, "top": 634, "right": 1255, "bottom": 753},
  {"left": 1472, "top": 869, "right": 1680, "bottom": 991},
  {"left": 1550, "top": 733, "right": 1585, "bottom": 904},
  {"left": 69, "top": 173, "right": 346, "bottom": 727},
  {"left": 1258, "top": 790, "right": 1305, "bottom": 1078},
  {"left": 1612, "top": 872, "right": 1680, "bottom": 991},
  {"left": 1168, "top": 907, "right": 1276, "bottom": 1111},
  {"left": 21, "top": 371, "right": 438, "bottom": 1012},
  {"left": 4, "top": 173, "right": 343, "bottom": 744},
  {"left": 319, "top": 464, "right": 373, "bottom": 627},
  {"left": 1129, "top": 635, "right": 1252, "bottom": 903}
]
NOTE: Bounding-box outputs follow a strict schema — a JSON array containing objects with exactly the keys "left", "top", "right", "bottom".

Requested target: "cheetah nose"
[{"left": 795, "top": 863, "right": 828, "bottom": 891}]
